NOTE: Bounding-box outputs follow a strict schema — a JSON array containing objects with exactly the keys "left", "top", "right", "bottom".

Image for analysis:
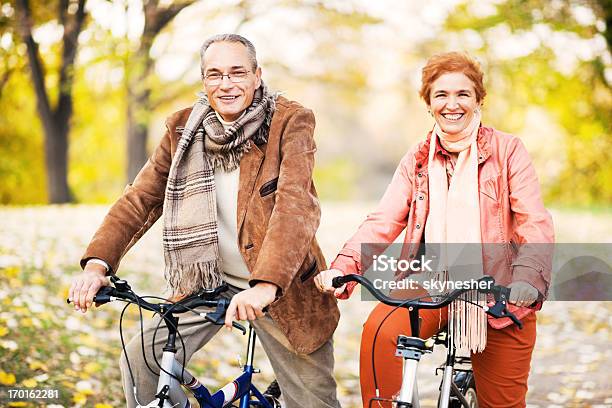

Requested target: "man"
[{"left": 69, "top": 34, "right": 341, "bottom": 408}]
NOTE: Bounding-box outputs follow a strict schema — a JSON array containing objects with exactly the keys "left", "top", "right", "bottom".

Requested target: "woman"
[{"left": 316, "top": 52, "right": 554, "bottom": 408}]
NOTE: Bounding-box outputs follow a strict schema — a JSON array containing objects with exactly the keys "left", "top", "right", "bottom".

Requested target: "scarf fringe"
[
  {"left": 427, "top": 268, "right": 488, "bottom": 353},
  {"left": 164, "top": 259, "right": 225, "bottom": 297},
  {"left": 208, "top": 140, "right": 253, "bottom": 172},
  {"left": 449, "top": 290, "right": 488, "bottom": 353}
]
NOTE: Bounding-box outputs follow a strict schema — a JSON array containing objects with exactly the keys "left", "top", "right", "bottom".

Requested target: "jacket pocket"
[
  {"left": 300, "top": 260, "right": 318, "bottom": 282},
  {"left": 259, "top": 177, "right": 279, "bottom": 197},
  {"left": 479, "top": 175, "right": 500, "bottom": 201}
]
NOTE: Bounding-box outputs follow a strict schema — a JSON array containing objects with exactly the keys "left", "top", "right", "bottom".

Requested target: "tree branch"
[
  {"left": 56, "top": 0, "right": 86, "bottom": 128},
  {"left": 15, "top": 0, "right": 53, "bottom": 133},
  {"left": 0, "top": 66, "right": 14, "bottom": 99},
  {"left": 146, "top": 0, "right": 196, "bottom": 35}
]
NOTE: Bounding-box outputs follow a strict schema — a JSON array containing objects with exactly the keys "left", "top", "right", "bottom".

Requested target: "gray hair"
[{"left": 200, "top": 34, "right": 258, "bottom": 77}]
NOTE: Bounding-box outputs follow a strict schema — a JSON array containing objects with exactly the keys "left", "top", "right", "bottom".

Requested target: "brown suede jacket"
[{"left": 81, "top": 96, "right": 340, "bottom": 354}]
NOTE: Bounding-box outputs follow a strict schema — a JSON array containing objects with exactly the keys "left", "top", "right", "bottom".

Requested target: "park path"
[{"left": 0, "top": 204, "right": 610, "bottom": 407}]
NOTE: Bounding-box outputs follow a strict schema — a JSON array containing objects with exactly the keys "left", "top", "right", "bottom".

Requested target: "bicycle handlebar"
[
  {"left": 67, "top": 277, "right": 247, "bottom": 333},
  {"left": 332, "top": 274, "right": 523, "bottom": 329}
]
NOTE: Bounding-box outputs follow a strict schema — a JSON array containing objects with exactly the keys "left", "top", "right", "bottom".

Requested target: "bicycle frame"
[
  {"left": 333, "top": 274, "right": 521, "bottom": 408},
  {"left": 368, "top": 320, "right": 473, "bottom": 408},
  {"left": 143, "top": 315, "right": 274, "bottom": 408},
  {"left": 77, "top": 279, "right": 277, "bottom": 408}
]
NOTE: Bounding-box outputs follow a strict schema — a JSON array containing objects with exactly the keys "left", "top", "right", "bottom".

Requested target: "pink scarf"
[{"left": 425, "top": 110, "right": 487, "bottom": 353}]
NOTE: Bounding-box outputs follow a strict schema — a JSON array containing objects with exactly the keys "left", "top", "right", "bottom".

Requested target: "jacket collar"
[{"left": 414, "top": 125, "right": 492, "bottom": 170}]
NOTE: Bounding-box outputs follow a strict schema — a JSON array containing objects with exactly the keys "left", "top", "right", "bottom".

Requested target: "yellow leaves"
[
  {"left": 3, "top": 266, "right": 20, "bottom": 278},
  {"left": 77, "top": 333, "right": 100, "bottom": 347},
  {"left": 64, "top": 368, "right": 78, "bottom": 377},
  {"left": 7, "top": 402, "right": 27, "bottom": 407},
  {"left": 20, "top": 317, "right": 34, "bottom": 328},
  {"left": 76, "top": 380, "right": 94, "bottom": 394},
  {"left": 0, "top": 370, "right": 16, "bottom": 385},
  {"left": 30, "top": 273, "right": 45, "bottom": 285},
  {"left": 37, "top": 311, "right": 54, "bottom": 322},
  {"left": 84, "top": 362, "right": 102, "bottom": 375},
  {"left": 13, "top": 306, "right": 28, "bottom": 314},
  {"left": 94, "top": 404, "right": 114, "bottom": 408},
  {"left": 29, "top": 360, "right": 49, "bottom": 372},
  {"left": 22, "top": 378, "right": 37, "bottom": 387},
  {"left": 0, "top": 326, "right": 8, "bottom": 336},
  {"left": 62, "top": 286, "right": 70, "bottom": 301},
  {"left": 73, "top": 382, "right": 95, "bottom": 405},
  {"left": 8, "top": 278, "right": 22, "bottom": 289},
  {"left": 73, "top": 392, "right": 88, "bottom": 404}
]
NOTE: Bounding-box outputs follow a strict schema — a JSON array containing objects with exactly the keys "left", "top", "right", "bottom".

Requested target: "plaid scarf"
[{"left": 163, "top": 83, "right": 276, "bottom": 296}]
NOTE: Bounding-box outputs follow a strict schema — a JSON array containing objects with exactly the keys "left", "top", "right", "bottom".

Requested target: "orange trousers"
[{"left": 360, "top": 302, "right": 537, "bottom": 408}]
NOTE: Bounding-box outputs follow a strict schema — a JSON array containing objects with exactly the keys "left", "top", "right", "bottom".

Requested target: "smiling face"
[
  {"left": 428, "top": 71, "right": 481, "bottom": 135},
  {"left": 202, "top": 41, "right": 262, "bottom": 122}
]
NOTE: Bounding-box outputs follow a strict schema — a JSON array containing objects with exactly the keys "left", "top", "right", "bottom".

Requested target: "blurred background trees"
[
  {"left": 439, "top": 0, "right": 611, "bottom": 206},
  {"left": 0, "top": 0, "right": 610, "bottom": 207}
]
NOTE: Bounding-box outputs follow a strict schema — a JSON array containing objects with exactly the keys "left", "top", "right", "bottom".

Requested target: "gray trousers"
[{"left": 118, "top": 288, "right": 340, "bottom": 408}]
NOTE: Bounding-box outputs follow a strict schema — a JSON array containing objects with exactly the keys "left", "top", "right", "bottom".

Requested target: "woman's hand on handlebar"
[
  {"left": 314, "top": 269, "right": 346, "bottom": 298},
  {"left": 507, "top": 281, "right": 538, "bottom": 307},
  {"left": 68, "top": 264, "right": 110, "bottom": 313}
]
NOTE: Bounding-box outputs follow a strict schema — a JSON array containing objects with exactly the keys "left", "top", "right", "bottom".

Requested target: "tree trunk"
[
  {"left": 125, "top": 0, "right": 196, "bottom": 183},
  {"left": 44, "top": 125, "right": 71, "bottom": 203},
  {"left": 126, "top": 87, "right": 151, "bottom": 182},
  {"left": 126, "top": 44, "right": 154, "bottom": 182},
  {"left": 15, "top": 0, "right": 85, "bottom": 203}
]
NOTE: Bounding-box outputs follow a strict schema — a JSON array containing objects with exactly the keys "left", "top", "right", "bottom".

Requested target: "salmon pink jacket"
[{"left": 331, "top": 126, "right": 555, "bottom": 307}]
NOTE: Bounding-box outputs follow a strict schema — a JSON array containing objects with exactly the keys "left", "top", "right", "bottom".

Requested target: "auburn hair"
[{"left": 419, "top": 52, "right": 486, "bottom": 104}]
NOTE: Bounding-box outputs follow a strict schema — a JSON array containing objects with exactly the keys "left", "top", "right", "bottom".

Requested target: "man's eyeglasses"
[{"left": 204, "top": 70, "right": 251, "bottom": 86}]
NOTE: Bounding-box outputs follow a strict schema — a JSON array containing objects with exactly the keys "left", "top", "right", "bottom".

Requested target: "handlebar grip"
[
  {"left": 66, "top": 285, "right": 116, "bottom": 305},
  {"left": 92, "top": 286, "right": 116, "bottom": 305},
  {"left": 331, "top": 275, "right": 350, "bottom": 288}
]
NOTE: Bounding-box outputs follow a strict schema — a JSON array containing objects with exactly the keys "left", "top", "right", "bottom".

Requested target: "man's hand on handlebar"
[
  {"left": 224, "top": 282, "right": 278, "bottom": 330},
  {"left": 68, "top": 264, "right": 110, "bottom": 313},
  {"left": 314, "top": 269, "right": 346, "bottom": 298}
]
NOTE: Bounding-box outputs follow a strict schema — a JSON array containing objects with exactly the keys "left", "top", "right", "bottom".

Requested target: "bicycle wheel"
[
  {"left": 449, "top": 370, "right": 478, "bottom": 408},
  {"left": 263, "top": 380, "right": 282, "bottom": 408}
]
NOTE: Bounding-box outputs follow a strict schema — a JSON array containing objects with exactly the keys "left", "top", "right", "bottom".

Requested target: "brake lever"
[
  {"left": 485, "top": 300, "right": 523, "bottom": 329},
  {"left": 231, "top": 321, "right": 247, "bottom": 335},
  {"left": 203, "top": 298, "right": 247, "bottom": 335},
  {"left": 508, "top": 312, "right": 524, "bottom": 330}
]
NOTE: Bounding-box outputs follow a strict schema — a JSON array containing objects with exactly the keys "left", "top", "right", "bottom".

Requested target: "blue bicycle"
[{"left": 69, "top": 276, "right": 282, "bottom": 408}]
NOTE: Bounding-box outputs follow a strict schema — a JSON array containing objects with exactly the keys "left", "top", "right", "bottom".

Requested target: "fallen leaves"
[
  {"left": 0, "top": 205, "right": 610, "bottom": 408},
  {"left": 0, "top": 370, "right": 16, "bottom": 385}
]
